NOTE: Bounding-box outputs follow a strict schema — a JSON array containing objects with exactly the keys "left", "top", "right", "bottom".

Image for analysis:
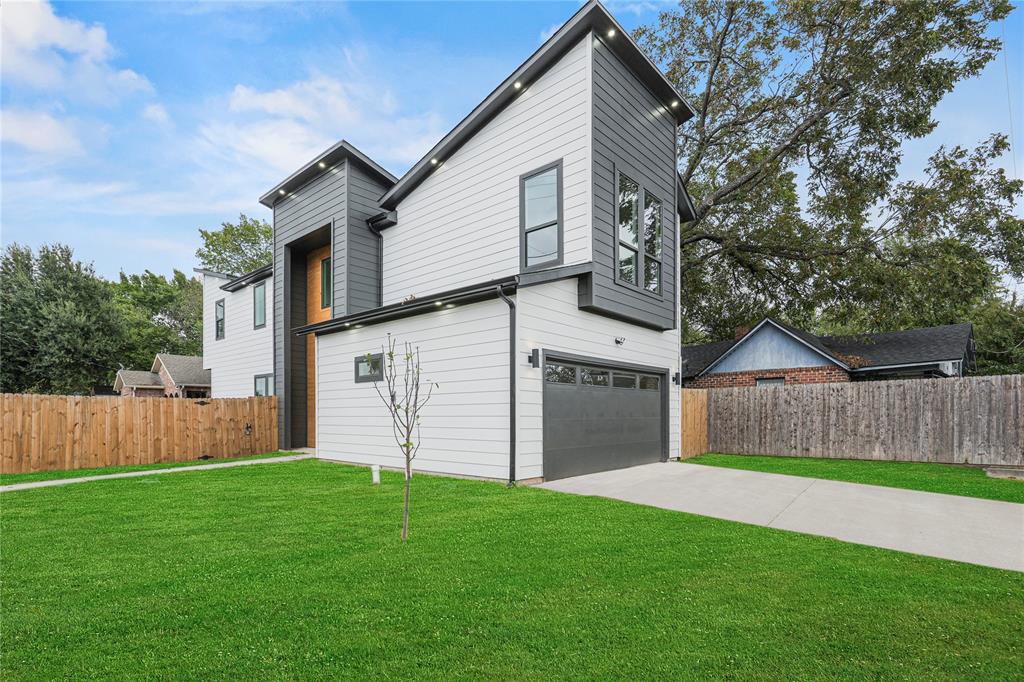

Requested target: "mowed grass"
[
  {"left": 2, "top": 460, "right": 1021, "bottom": 680},
  {"left": 0, "top": 451, "right": 298, "bottom": 486},
  {"left": 688, "top": 454, "right": 1024, "bottom": 504}
]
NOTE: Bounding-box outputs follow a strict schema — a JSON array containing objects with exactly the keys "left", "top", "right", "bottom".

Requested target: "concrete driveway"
[{"left": 538, "top": 462, "right": 1024, "bottom": 572}]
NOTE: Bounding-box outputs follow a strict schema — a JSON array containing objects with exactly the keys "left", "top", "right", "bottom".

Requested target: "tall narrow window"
[
  {"left": 215, "top": 299, "right": 225, "bottom": 340},
  {"left": 320, "top": 256, "right": 332, "bottom": 309},
  {"left": 617, "top": 173, "right": 639, "bottom": 285},
  {"left": 521, "top": 161, "right": 562, "bottom": 271},
  {"left": 253, "top": 281, "right": 266, "bottom": 329},
  {"left": 643, "top": 193, "right": 662, "bottom": 293}
]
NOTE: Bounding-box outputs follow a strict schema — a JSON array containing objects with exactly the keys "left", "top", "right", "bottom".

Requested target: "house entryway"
[
  {"left": 538, "top": 462, "right": 1024, "bottom": 572},
  {"left": 542, "top": 357, "right": 667, "bottom": 481}
]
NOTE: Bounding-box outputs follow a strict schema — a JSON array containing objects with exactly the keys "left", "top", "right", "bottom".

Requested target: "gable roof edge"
[{"left": 697, "top": 318, "right": 849, "bottom": 377}]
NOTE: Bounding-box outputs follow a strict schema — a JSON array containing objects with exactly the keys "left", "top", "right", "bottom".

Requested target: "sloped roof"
[
  {"left": 680, "top": 320, "right": 974, "bottom": 378},
  {"left": 153, "top": 354, "right": 211, "bottom": 387},
  {"left": 259, "top": 140, "right": 397, "bottom": 208},
  {"left": 820, "top": 323, "right": 974, "bottom": 368},
  {"left": 115, "top": 369, "right": 162, "bottom": 388}
]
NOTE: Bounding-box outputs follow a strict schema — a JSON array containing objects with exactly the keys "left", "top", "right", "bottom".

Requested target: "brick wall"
[{"left": 683, "top": 365, "right": 850, "bottom": 389}]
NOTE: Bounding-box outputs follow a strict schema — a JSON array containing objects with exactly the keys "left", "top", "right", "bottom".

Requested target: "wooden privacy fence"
[
  {"left": 680, "top": 389, "right": 708, "bottom": 459},
  {"left": 688, "top": 375, "right": 1023, "bottom": 466},
  {"left": 1, "top": 394, "right": 278, "bottom": 475}
]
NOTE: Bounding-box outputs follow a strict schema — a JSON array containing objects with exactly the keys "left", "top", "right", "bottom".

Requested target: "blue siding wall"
[{"left": 711, "top": 324, "right": 836, "bottom": 374}]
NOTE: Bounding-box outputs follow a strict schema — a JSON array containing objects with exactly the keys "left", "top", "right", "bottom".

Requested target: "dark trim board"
[
  {"left": 221, "top": 264, "right": 272, "bottom": 292},
  {"left": 540, "top": 348, "right": 670, "bottom": 481}
]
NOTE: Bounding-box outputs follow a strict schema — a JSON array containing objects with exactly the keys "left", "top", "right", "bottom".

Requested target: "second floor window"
[
  {"left": 253, "top": 281, "right": 266, "bottom": 329},
  {"left": 521, "top": 161, "right": 562, "bottom": 271},
  {"left": 321, "top": 256, "right": 332, "bottom": 309},
  {"left": 215, "top": 299, "right": 225, "bottom": 340},
  {"left": 617, "top": 171, "right": 663, "bottom": 294}
]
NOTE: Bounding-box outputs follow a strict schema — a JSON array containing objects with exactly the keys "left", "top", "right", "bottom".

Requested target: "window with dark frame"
[
  {"left": 639, "top": 375, "right": 660, "bottom": 390},
  {"left": 354, "top": 353, "right": 383, "bottom": 383},
  {"left": 521, "top": 161, "right": 562, "bottom": 271},
  {"left": 616, "top": 169, "right": 663, "bottom": 295},
  {"left": 214, "top": 299, "right": 225, "bottom": 340},
  {"left": 544, "top": 362, "right": 576, "bottom": 384},
  {"left": 580, "top": 367, "right": 609, "bottom": 386},
  {"left": 321, "top": 256, "right": 332, "bottom": 309},
  {"left": 253, "top": 281, "right": 266, "bottom": 329},
  {"left": 254, "top": 374, "right": 274, "bottom": 396},
  {"left": 756, "top": 377, "right": 785, "bottom": 387},
  {"left": 612, "top": 372, "right": 637, "bottom": 389}
]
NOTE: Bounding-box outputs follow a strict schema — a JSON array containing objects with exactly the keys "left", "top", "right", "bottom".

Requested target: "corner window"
[
  {"left": 756, "top": 377, "right": 785, "bottom": 387},
  {"left": 321, "top": 257, "right": 332, "bottom": 309},
  {"left": 616, "top": 169, "right": 664, "bottom": 295},
  {"left": 215, "top": 299, "right": 225, "bottom": 340},
  {"left": 521, "top": 161, "right": 562, "bottom": 271},
  {"left": 355, "top": 353, "right": 383, "bottom": 383},
  {"left": 253, "top": 281, "right": 266, "bottom": 329},
  {"left": 254, "top": 374, "right": 274, "bottom": 396},
  {"left": 544, "top": 362, "right": 576, "bottom": 384}
]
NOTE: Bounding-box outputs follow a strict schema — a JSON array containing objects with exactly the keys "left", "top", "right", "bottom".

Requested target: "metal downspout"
[{"left": 496, "top": 284, "right": 517, "bottom": 487}]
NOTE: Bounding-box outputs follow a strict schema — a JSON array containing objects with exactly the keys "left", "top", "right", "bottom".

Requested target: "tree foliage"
[
  {"left": 195, "top": 213, "right": 272, "bottom": 276},
  {"left": 637, "top": 0, "right": 1024, "bottom": 370},
  {"left": 112, "top": 269, "right": 203, "bottom": 371}
]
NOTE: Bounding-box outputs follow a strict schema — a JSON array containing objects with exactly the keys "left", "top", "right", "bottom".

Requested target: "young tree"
[
  {"left": 370, "top": 335, "right": 437, "bottom": 542},
  {"left": 636, "top": 0, "right": 1022, "bottom": 341},
  {"left": 195, "top": 213, "right": 272, "bottom": 276}
]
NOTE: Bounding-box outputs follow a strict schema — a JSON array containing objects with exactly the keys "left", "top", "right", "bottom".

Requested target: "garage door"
[{"left": 542, "top": 359, "right": 665, "bottom": 481}]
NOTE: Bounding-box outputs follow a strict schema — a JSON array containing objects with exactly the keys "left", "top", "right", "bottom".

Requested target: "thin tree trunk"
[{"left": 401, "top": 456, "right": 411, "bottom": 542}]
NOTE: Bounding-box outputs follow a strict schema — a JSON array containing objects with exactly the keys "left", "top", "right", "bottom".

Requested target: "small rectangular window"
[
  {"left": 643, "top": 193, "right": 662, "bottom": 293},
  {"left": 321, "top": 257, "right": 332, "bottom": 309},
  {"left": 521, "top": 162, "right": 562, "bottom": 271},
  {"left": 355, "top": 353, "right": 383, "bottom": 383},
  {"left": 544, "top": 362, "right": 576, "bottom": 384},
  {"left": 253, "top": 281, "right": 266, "bottom": 328},
  {"left": 254, "top": 374, "right": 274, "bottom": 396},
  {"left": 215, "top": 299, "right": 225, "bottom": 340},
  {"left": 756, "top": 377, "right": 785, "bottom": 386},
  {"left": 639, "top": 375, "right": 660, "bottom": 391},
  {"left": 612, "top": 373, "right": 637, "bottom": 389},
  {"left": 580, "top": 368, "right": 609, "bottom": 386}
]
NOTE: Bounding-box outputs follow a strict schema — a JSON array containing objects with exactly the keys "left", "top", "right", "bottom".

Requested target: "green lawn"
[
  {"left": 2, "top": 460, "right": 1021, "bottom": 680},
  {"left": 0, "top": 451, "right": 298, "bottom": 486},
  {"left": 688, "top": 454, "right": 1024, "bottom": 504}
]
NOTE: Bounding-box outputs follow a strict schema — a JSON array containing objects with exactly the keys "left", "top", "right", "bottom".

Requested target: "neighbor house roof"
[
  {"left": 152, "top": 354, "right": 211, "bottom": 387},
  {"left": 378, "top": 0, "right": 696, "bottom": 211},
  {"left": 114, "top": 369, "right": 163, "bottom": 390},
  {"left": 259, "top": 140, "right": 398, "bottom": 208},
  {"left": 680, "top": 319, "right": 974, "bottom": 378}
]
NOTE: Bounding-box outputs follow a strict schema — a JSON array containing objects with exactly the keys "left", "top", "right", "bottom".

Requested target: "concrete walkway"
[
  {"left": 539, "top": 462, "right": 1024, "bottom": 572},
  {"left": 0, "top": 454, "right": 314, "bottom": 493}
]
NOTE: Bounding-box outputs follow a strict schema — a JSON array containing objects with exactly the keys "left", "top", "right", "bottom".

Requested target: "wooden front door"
[{"left": 306, "top": 245, "right": 332, "bottom": 447}]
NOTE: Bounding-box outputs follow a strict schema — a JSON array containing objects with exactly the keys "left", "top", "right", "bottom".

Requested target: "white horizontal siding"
[
  {"left": 316, "top": 298, "right": 511, "bottom": 479},
  {"left": 516, "top": 279, "right": 681, "bottom": 479},
  {"left": 202, "top": 273, "right": 274, "bottom": 398},
  {"left": 382, "top": 34, "right": 593, "bottom": 304}
]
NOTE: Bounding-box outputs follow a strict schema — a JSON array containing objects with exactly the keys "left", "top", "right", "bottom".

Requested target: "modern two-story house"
[{"left": 239, "top": 1, "right": 695, "bottom": 482}]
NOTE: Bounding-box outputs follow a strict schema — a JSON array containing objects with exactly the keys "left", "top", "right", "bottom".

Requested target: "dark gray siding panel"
[
  {"left": 346, "top": 163, "right": 390, "bottom": 313},
  {"left": 273, "top": 159, "right": 348, "bottom": 448},
  {"left": 586, "top": 34, "right": 677, "bottom": 331}
]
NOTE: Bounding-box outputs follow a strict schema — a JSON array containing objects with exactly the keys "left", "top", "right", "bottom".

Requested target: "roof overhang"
[
  {"left": 221, "top": 264, "right": 272, "bottom": 292},
  {"left": 259, "top": 140, "right": 398, "bottom": 208},
  {"left": 378, "top": 0, "right": 695, "bottom": 211},
  {"left": 850, "top": 360, "right": 962, "bottom": 374},
  {"left": 193, "top": 268, "right": 232, "bottom": 279},
  {"left": 295, "top": 275, "right": 519, "bottom": 337},
  {"left": 677, "top": 173, "right": 697, "bottom": 222},
  {"left": 698, "top": 318, "right": 849, "bottom": 378}
]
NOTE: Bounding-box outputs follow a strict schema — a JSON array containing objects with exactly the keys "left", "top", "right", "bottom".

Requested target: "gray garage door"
[{"left": 543, "top": 359, "right": 665, "bottom": 481}]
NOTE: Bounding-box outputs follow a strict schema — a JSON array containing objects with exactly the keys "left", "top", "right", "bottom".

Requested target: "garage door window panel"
[
  {"left": 612, "top": 373, "right": 637, "bottom": 389},
  {"left": 545, "top": 362, "right": 576, "bottom": 384},
  {"left": 580, "top": 368, "right": 609, "bottom": 386}
]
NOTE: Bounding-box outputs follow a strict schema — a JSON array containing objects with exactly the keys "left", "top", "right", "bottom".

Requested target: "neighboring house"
[
  {"left": 680, "top": 318, "right": 976, "bottom": 389},
  {"left": 245, "top": 0, "right": 697, "bottom": 482},
  {"left": 113, "top": 354, "right": 212, "bottom": 398},
  {"left": 197, "top": 265, "right": 275, "bottom": 398}
]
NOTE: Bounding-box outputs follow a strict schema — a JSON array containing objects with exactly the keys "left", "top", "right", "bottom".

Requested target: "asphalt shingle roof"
[
  {"left": 116, "top": 370, "right": 162, "bottom": 387},
  {"left": 155, "top": 354, "right": 211, "bottom": 387},
  {"left": 680, "top": 320, "right": 973, "bottom": 378}
]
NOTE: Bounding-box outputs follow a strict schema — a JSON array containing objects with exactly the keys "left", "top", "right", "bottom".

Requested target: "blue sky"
[{"left": 2, "top": 0, "right": 1021, "bottom": 284}]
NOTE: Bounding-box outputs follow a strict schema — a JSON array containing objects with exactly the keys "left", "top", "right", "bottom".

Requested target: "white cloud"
[
  {"left": 0, "top": 109, "right": 83, "bottom": 155},
  {"left": 143, "top": 103, "right": 171, "bottom": 126},
  {"left": 1, "top": 0, "right": 152, "bottom": 104}
]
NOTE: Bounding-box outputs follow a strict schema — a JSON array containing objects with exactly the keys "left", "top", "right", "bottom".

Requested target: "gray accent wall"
[
  {"left": 272, "top": 158, "right": 391, "bottom": 448},
  {"left": 583, "top": 34, "right": 678, "bottom": 331}
]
